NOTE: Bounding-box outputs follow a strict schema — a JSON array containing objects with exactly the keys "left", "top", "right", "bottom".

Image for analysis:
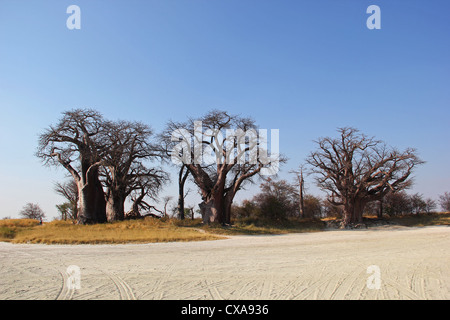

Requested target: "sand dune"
[{"left": 0, "top": 225, "right": 448, "bottom": 300}]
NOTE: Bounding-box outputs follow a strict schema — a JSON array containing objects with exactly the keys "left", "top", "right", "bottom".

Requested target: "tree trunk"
[
  {"left": 106, "top": 192, "right": 125, "bottom": 222},
  {"left": 223, "top": 192, "right": 235, "bottom": 225},
  {"left": 177, "top": 193, "right": 185, "bottom": 220},
  {"left": 342, "top": 199, "right": 365, "bottom": 227},
  {"left": 177, "top": 165, "right": 189, "bottom": 220},
  {"left": 299, "top": 171, "right": 305, "bottom": 218},
  {"left": 77, "top": 176, "right": 107, "bottom": 224},
  {"left": 200, "top": 191, "right": 226, "bottom": 224},
  {"left": 378, "top": 199, "right": 383, "bottom": 219}
]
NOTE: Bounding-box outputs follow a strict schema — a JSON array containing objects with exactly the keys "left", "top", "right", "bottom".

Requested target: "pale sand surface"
[{"left": 0, "top": 225, "right": 448, "bottom": 300}]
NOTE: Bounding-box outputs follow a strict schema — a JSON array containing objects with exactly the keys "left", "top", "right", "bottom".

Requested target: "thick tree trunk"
[
  {"left": 77, "top": 176, "right": 107, "bottom": 224},
  {"left": 342, "top": 199, "right": 366, "bottom": 227},
  {"left": 106, "top": 192, "right": 125, "bottom": 222},
  {"left": 200, "top": 192, "right": 226, "bottom": 224},
  {"left": 223, "top": 192, "right": 235, "bottom": 225}
]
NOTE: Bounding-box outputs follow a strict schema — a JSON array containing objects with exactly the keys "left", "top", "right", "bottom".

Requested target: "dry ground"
[{"left": 0, "top": 225, "right": 448, "bottom": 300}]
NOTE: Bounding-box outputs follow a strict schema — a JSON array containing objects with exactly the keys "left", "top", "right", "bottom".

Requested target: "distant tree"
[
  {"left": 20, "top": 203, "right": 46, "bottom": 221},
  {"left": 439, "top": 192, "right": 450, "bottom": 212},
  {"left": 409, "top": 193, "right": 427, "bottom": 214},
  {"left": 424, "top": 198, "right": 437, "bottom": 214},
  {"left": 231, "top": 200, "right": 259, "bottom": 219},
  {"left": 303, "top": 194, "right": 322, "bottom": 218},
  {"left": 383, "top": 191, "right": 411, "bottom": 216},
  {"left": 307, "top": 127, "right": 424, "bottom": 227},
  {"left": 54, "top": 180, "right": 78, "bottom": 220},
  {"left": 56, "top": 203, "right": 73, "bottom": 221},
  {"left": 253, "top": 179, "right": 297, "bottom": 220}
]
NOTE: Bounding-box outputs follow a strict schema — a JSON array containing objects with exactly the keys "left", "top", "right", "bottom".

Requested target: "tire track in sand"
[{"left": 102, "top": 271, "right": 136, "bottom": 300}]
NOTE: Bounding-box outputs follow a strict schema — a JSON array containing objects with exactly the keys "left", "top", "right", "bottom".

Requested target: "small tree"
[
  {"left": 20, "top": 203, "right": 46, "bottom": 221},
  {"left": 54, "top": 180, "right": 78, "bottom": 220},
  {"left": 439, "top": 192, "right": 450, "bottom": 212},
  {"left": 56, "top": 203, "right": 73, "bottom": 221},
  {"left": 253, "top": 179, "right": 298, "bottom": 220},
  {"left": 424, "top": 198, "right": 437, "bottom": 214},
  {"left": 409, "top": 193, "right": 427, "bottom": 214},
  {"left": 303, "top": 194, "right": 322, "bottom": 218},
  {"left": 383, "top": 191, "right": 411, "bottom": 216}
]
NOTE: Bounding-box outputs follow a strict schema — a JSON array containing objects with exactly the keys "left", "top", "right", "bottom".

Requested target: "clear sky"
[{"left": 1, "top": 0, "right": 449, "bottom": 219}]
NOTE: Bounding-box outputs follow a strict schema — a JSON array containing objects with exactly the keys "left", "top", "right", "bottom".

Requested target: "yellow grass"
[
  {"left": 1, "top": 212, "right": 448, "bottom": 244},
  {"left": 3, "top": 218, "right": 224, "bottom": 244},
  {"left": 0, "top": 219, "right": 41, "bottom": 241}
]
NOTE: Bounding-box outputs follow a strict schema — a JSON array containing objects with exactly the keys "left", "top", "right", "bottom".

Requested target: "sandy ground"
[{"left": 0, "top": 225, "right": 448, "bottom": 300}]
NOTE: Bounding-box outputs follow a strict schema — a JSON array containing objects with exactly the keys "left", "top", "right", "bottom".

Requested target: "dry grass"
[
  {"left": 388, "top": 212, "right": 450, "bottom": 227},
  {"left": 175, "top": 217, "right": 326, "bottom": 236},
  {"left": 4, "top": 218, "right": 224, "bottom": 244},
  {"left": 1, "top": 212, "right": 448, "bottom": 244},
  {"left": 0, "top": 219, "right": 41, "bottom": 241}
]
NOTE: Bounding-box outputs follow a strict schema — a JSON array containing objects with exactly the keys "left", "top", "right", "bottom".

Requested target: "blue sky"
[{"left": 0, "top": 0, "right": 449, "bottom": 219}]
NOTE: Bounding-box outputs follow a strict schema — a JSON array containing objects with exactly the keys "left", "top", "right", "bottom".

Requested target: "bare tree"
[
  {"left": 383, "top": 191, "right": 411, "bottom": 216},
  {"left": 20, "top": 203, "right": 46, "bottom": 221},
  {"left": 37, "top": 109, "right": 108, "bottom": 224},
  {"left": 101, "top": 120, "right": 166, "bottom": 221},
  {"left": 409, "top": 193, "right": 427, "bottom": 214},
  {"left": 54, "top": 180, "right": 78, "bottom": 220},
  {"left": 125, "top": 164, "right": 168, "bottom": 218},
  {"left": 424, "top": 198, "right": 437, "bottom": 214},
  {"left": 161, "top": 110, "right": 284, "bottom": 224},
  {"left": 307, "top": 127, "right": 424, "bottom": 227},
  {"left": 439, "top": 192, "right": 450, "bottom": 212}
]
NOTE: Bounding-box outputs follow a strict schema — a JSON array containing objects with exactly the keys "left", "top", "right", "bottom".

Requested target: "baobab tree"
[
  {"left": 37, "top": 109, "right": 108, "bottom": 224},
  {"left": 161, "top": 110, "right": 284, "bottom": 224},
  {"left": 307, "top": 127, "right": 424, "bottom": 227},
  {"left": 101, "top": 120, "right": 166, "bottom": 221},
  {"left": 38, "top": 109, "right": 168, "bottom": 223}
]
